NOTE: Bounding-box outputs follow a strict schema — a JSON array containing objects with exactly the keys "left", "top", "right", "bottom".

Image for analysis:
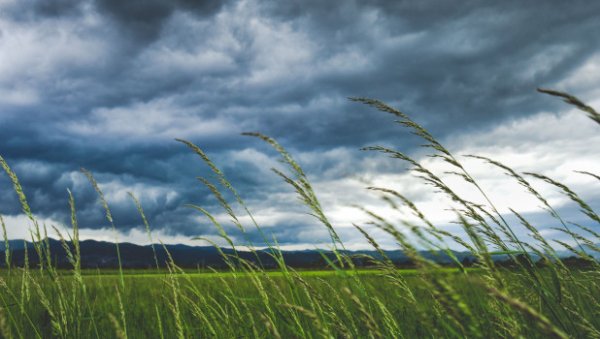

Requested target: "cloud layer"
[{"left": 0, "top": 0, "right": 599, "bottom": 249}]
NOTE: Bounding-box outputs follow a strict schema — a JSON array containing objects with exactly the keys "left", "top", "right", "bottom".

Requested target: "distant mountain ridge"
[{"left": 0, "top": 239, "right": 595, "bottom": 269}]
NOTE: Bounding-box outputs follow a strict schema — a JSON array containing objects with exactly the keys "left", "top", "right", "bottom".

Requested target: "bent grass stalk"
[
  {"left": 128, "top": 192, "right": 160, "bottom": 270},
  {"left": 81, "top": 169, "right": 125, "bottom": 289}
]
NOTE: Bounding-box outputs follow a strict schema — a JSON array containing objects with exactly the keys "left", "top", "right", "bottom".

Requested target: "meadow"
[{"left": 0, "top": 88, "right": 598, "bottom": 338}]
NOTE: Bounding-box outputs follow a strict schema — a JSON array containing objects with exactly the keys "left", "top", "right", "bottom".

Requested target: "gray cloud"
[{"left": 0, "top": 0, "right": 599, "bottom": 247}]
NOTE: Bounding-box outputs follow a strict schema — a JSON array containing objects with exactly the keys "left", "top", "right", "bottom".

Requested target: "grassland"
[
  {"left": 0, "top": 88, "right": 598, "bottom": 338},
  {"left": 0, "top": 268, "right": 596, "bottom": 338}
]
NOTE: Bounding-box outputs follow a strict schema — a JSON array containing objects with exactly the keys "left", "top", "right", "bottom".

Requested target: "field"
[
  {"left": 0, "top": 89, "right": 599, "bottom": 338},
  {"left": 0, "top": 268, "right": 596, "bottom": 338}
]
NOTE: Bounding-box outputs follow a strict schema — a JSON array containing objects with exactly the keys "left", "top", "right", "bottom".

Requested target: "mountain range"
[{"left": 0, "top": 239, "right": 595, "bottom": 269}]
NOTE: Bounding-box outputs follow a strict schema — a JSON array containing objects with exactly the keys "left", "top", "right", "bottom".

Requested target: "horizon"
[{"left": 1, "top": 0, "right": 599, "bottom": 251}]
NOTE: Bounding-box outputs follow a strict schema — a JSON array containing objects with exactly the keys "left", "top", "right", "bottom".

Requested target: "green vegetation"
[{"left": 0, "top": 88, "right": 598, "bottom": 338}]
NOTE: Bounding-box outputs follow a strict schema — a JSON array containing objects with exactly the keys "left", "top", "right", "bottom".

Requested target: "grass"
[
  {"left": 0, "top": 88, "right": 598, "bottom": 338},
  {"left": 9, "top": 267, "right": 466, "bottom": 278}
]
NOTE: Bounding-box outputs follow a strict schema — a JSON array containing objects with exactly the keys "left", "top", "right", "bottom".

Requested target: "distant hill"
[
  {"left": 0, "top": 239, "right": 475, "bottom": 269},
  {"left": 0, "top": 239, "right": 595, "bottom": 269},
  {"left": 0, "top": 240, "right": 33, "bottom": 251}
]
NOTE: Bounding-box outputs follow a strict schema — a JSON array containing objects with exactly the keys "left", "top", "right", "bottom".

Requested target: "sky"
[{"left": 0, "top": 0, "right": 599, "bottom": 250}]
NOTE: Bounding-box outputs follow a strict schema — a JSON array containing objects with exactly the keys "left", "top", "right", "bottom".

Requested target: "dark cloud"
[
  {"left": 0, "top": 0, "right": 599, "bottom": 246},
  {"left": 34, "top": 0, "right": 81, "bottom": 17},
  {"left": 95, "top": 0, "right": 228, "bottom": 44},
  {"left": 1, "top": 0, "right": 83, "bottom": 20}
]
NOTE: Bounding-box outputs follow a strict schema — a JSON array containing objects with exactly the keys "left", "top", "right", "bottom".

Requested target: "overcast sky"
[{"left": 1, "top": 0, "right": 599, "bottom": 250}]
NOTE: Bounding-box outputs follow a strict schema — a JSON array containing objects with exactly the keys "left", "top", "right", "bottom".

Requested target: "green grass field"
[
  {"left": 0, "top": 89, "right": 598, "bottom": 338},
  {"left": 2, "top": 268, "right": 597, "bottom": 338}
]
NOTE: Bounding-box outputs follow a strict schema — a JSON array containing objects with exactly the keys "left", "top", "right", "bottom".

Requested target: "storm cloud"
[{"left": 0, "top": 0, "right": 599, "bottom": 248}]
